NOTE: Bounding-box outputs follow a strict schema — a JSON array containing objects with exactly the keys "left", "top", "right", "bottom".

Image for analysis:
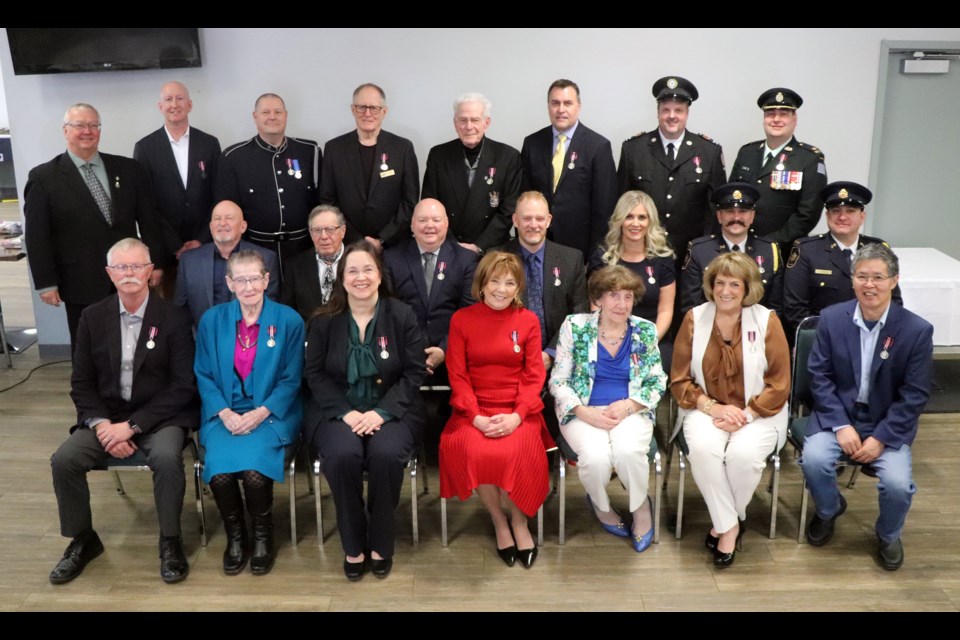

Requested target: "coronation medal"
[
  {"left": 694, "top": 156, "right": 703, "bottom": 174},
  {"left": 379, "top": 336, "right": 389, "bottom": 360},
  {"left": 748, "top": 330, "right": 757, "bottom": 353},
  {"left": 553, "top": 266, "right": 561, "bottom": 287},
  {"left": 776, "top": 153, "right": 786, "bottom": 172},
  {"left": 146, "top": 326, "right": 158, "bottom": 350},
  {"left": 380, "top": 153, "right": 389, "bottom": 171},
  {"left": 880, "top": 336, "right": 893, "bottom": 360},
  {"left": 485, "top": 167, "right": 496, "bottom": 185},
  {"left": 199, "top": 160, "right": 207, "bottom": 180},
  {"left": 267, "top": 325, "right": 277, "bottom": 348},
  {"left": 568, "top": 152, "right": 577, "bottom": 171},
  {"left": 646, "top": 266, "right": 656, "bottom": 285},
  {"left": 437, "top": 261, "right": 447, "bottom": 281},
  {"left": 756, "top": 255, "right": 765, "bottom": 274},
  {"left": 287, "top": 159, "right": 294, "bottom": 176},
  {"left": 511, "top": 330, "right": 520, "bottom": 353}
]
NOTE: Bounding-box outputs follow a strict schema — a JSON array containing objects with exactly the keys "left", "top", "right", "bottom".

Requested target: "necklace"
[
  {"left": 600, "top": 323, "right": 628, "bottom": 347},
  {"left": 237, "top": 321, "right": 260, "bottom": 352}
]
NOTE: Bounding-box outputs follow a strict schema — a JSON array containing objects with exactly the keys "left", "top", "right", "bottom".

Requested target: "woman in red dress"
[{"left": 440, "top": 252, "right": 553, "bottom": 569}]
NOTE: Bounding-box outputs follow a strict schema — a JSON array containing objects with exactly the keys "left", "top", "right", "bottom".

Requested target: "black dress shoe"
[
  {"left": 807, "top": 494, "right": 847, "bottom": 547},
  {"left": 704, "top": 532, "right": 719, "bottom": 553},
  {"left": 49, "top": 531, "right": 105, "bottom": 585},
  {"left": 517, "top": 545, "right": 538, "bottom": 569},
  {"left": 159, "top": 536, "right": 189, "bottom": 584},
  {"left": 497, "top": 545, "right": 518, "bottom": 567},
  {"left": 371, "top": 556, "right": 393, "bottom": 579},
  {"left": 878, "top": 538, "right": 904, "bottom": 571},
  {"left": 344, "top": 557, "right": 366, "bottom": 581}
]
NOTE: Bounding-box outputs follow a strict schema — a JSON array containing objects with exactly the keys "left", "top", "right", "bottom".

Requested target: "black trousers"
[
  {"left": 51, "top": 425, "right": 187, "bottom": 538},
  {"left": 312, "top": 419, "right": 415, "bottom": 558}
]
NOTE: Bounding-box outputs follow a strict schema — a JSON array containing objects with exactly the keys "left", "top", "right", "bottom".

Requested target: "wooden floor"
[{"left": 3, "top": 205, "right": 960, "bottom": 611}]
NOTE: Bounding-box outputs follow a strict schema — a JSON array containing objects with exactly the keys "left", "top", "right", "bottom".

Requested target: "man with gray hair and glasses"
[{"left": 281, "top": 204, "right": 348, "bottom": 320}]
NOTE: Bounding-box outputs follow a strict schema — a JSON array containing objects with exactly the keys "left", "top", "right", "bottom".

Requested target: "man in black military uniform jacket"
[
  {"left": 216, "top": 93, "right": 320, "bottom": 272},
  {"left": 421, "top": 92, "right": 520, "bottom": 254},
  {"left": 617, "top": 76, "right": 725, "bottom": 265},
  {"left": 681, "top": 183, "right": 782, "bottom": 313},
  {"left": 320, "top": 83, "right": 419, "bottom": 251},
  {"left": 728, "top": 88, "right": 826, "bottom": 248},
  {"left": 783, "top": 181, "right": 902, "bottom": 337}
]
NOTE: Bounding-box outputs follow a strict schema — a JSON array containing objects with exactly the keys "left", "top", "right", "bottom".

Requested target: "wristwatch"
[{"left": 128, "top": 420, "right": 143, "bottom": 435}]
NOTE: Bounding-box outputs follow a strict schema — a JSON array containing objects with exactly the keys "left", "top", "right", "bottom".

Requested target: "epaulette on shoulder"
[
  {"left": 625, "top": 131, "right": 646, "bottom": 142},
  {"left": 796, "top": 234, "right": 824, "bottom": 245},
  {"left": 797, "top": 141, "right": 824, "bottom": 159},
  {"left": 222, "top": 138, "right": 255, "bottom": 156},
  {"left": 288, "top": 137, "right": 320, "bottom": 149},
  {"left": 697, "top": 132, "right": 720, "bottom": 145},
  {"left": 691, "top": 235, "right": 716, "bottom": 246}
]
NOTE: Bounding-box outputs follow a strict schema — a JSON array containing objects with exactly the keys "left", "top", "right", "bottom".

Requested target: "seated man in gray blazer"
[{"left": 175, "top": 200, "right": 279, "bottom": 326}]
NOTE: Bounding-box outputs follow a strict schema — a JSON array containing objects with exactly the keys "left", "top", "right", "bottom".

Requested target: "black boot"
[
  {"left": 210, "top": 473, "right": 249, "bottom": 575},
  {"left": 243, "top": 471, "right": 276, "bottom": 576}
]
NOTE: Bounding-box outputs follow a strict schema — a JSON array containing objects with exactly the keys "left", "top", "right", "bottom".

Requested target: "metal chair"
[
  {"left": 194, "top": 440, "right": 301, "bottom": 548},
  {"left": 555, "top": 431, "right": 662, "bottom": 545}
]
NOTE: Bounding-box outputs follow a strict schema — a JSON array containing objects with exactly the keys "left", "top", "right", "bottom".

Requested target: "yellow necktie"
[{"left": 552, "top": 134, "right": 567, "bottom": 192}]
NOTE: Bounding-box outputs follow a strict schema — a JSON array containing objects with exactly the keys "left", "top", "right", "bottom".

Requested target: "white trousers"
[
  {"left": 682, "top": 411, "right": 778, "bottom": 533},
  {"left": 560, "top": 413, "right": 653, "bottom": 513}
]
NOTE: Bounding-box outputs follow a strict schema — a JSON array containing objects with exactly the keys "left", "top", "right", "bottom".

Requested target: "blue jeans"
[{"left": 801, "top": 429, "right": 916, "bottom": 543}]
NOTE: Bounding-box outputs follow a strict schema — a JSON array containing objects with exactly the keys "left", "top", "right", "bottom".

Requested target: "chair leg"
[
  {"left": 441, "top": 497, "right": 448, "bottom": 547},
  {"left": 675, "top": 450, "right": 686, "bottom": 539},
  {"left": 847, "top": 465, "right": 860, "bottom": 489},
  {"left": 288, "top": 456, "right": 297, "bottom": 548},
  {"left": 798, "top": 479, "right": 809, "bottom": 544},
  {"left": 195, "top": 460, "right": 207, "bottom": 547},
  {"left": 537, "top": 503, "right": 544, "bottom": 547},
  {"left": 410, "top": 456, "right": 419, "bottom": 545},
  {"left": 112, "top": 471, "right": 125, "bottom": 496},
  {"left": 653, "top": 450, "right": 662, "bottom": 544},
  {"left": 558, "top": 457, "right": 567, "bottom": 545},
  {"left": 769, "top": 453, "right": 780, "bottom": 539},
  {"left": 0, "top": 311, "right": 13, "bottom": 368},
  {"left": 313, "top": 459, "right": 324, "bottom": 549},
  {"left": 419, "top": 441, "right": 429, "bottom": 495}
]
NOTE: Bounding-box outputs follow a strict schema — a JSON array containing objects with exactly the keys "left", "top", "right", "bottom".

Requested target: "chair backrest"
[{"left": 790, "top": 315, "right": 819, "bottom": 416}]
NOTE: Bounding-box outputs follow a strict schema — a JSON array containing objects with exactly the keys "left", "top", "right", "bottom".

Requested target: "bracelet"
[{"left": 701, "top": 398, "right": 717, "bottom": 415}]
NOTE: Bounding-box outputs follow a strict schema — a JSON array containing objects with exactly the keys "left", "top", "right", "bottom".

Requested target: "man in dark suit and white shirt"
[
  {"left": 133, "top": 82, "right": 221, "bottom": 273},
  {"left": 521, "top": 79, "right": 619, "bottom": 259},
  {"left": 175, "top": 200, "right": 279, "bottom": 326},
  {"left": 801, "top": 243, "right": 932, "bottom": 570},
  {"left": 421, "top": 93, "right": 521, "bottom": 254},
  {"left": 320, "top": 83, "right": 419, "bottom": 251},
  {"left": 49, "top": 238, "right": 199, "bottom": 585},
  {"left": 281, "top": 204, "right": 347, "bottom": 321},
  {"left": 383, "top": 198, "right": 477, "bottom": 381},
  {"left": 24, "top": 103, "right": 169, "bottom": 351}
]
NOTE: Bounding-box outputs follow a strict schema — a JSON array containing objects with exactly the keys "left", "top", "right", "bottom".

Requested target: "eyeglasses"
[
  {"left": 65, "top": 122, "right": 102, "bottom": 131},
  {"left": 107, "top": 263, "right": 152, "bottom": 273},
  {"left": 309, "top": 225, "right": 344, "bottom": 237},
  {"left": 352, "top": 105, "right": 384, "bottom": 115},
  {"left": 228, "top": 275, "right": 265, "bottom": 288},
  {"left": 853, "top": 274, "right": 894, "bottom": 285}
]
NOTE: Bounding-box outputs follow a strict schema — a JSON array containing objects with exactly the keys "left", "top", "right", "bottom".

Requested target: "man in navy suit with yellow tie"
[
  {"left": 801, "top": 243, "right": 932, "bottom": 570},
  {"left": 520, "top": 79, "right": 618, "bottom": 260}
]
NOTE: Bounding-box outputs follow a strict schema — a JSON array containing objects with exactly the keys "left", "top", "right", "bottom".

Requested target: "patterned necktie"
[
  {"left": 552, "top": 134, "right": 567, "bottom": 192},
  {"left": 320, "top": 256, "right": 336, "bottom": 304},
  {"left": 81, "top": 163, "right": 112, "bottom": 225},
  {"left": 423, "top": 252, "right": 436, "bottom": 297},
  {"left": 666, "top": 142, "right": 676, "bottom": 169},
  {"left": 526, "top": 253, "right": 546, "bottom": 348}
]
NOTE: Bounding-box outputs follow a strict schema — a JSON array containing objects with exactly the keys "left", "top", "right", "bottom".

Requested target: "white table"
[{"left": 896, "top": 247, "right": 960, "bottom": 346}]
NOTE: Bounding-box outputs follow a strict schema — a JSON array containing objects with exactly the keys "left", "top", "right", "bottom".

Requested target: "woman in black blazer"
[{"left": 303, "top": 240, "right": 426, "bottom": 581}]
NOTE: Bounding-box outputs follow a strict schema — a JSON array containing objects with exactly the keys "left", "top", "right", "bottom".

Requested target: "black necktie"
[
  {"left": 666, "top": 142, "right": 675, "bottom": 169},
  {"left": 731, "top": 244, "right": 741, "bottom": 252},
  {"left": 843, "top": 248, "right": 853, "bottom": 266}
]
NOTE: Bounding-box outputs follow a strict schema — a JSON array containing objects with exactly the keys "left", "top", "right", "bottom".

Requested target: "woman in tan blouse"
[{"left": 670, "top": 252, "right": 790, "bottom": 569}]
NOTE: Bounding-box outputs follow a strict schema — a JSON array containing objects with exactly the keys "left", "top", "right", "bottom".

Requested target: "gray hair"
[
  {"left": 106, "top": 238, "right": 150, "bottom": 265},
  {"left": 454, "top": 92, "right": 491, "bottom": 118},
  {"left": 227, "top": 249, "right": 267, "bottom": 277},
  {"left": 308, "top": 204, "right": 346, "bottom": 227},
  {"left": 853, "top": 242, "right": 899, "bottom": 277},
  {"left": 63, "top": 103, "right": 99, "bottom": 125},
  {"left": 254, "top": 93, "right": 286, "bottom": 110},
  {"left": 353, "top": 83, "right": 386, "bottom": 105}
]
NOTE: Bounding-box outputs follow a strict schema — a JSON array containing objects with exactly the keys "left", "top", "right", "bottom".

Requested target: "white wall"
[{"left": 2, "top": 27, "right": 959, "bottom": 349}]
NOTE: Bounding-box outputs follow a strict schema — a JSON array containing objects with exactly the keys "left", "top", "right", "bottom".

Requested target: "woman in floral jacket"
[{"left": 549, "top": 265, "right": 667, "bottom": 553}]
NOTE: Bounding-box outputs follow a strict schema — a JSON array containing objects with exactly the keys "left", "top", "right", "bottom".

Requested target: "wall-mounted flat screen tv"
[{"left": 6, "top": 28, "right": 201, "bottom": 76}]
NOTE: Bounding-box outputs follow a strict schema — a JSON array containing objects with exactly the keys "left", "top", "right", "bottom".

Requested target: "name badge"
[
  {"left": 380, "top": 169, "right": 396, "bottom": 178},
  {"left": 814, "top": 269, "right": 833, "bottom": 275}
]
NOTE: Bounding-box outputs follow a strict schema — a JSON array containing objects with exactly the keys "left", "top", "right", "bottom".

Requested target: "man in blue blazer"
[
  {"left": 802, "top": 243, "right": 933, "bottom": 570},
  {"left": 175, "top": 200, "right": 279, "bottom": 326},
  {"left": 520, "top": 79, "right": 619, "bottom": 260},
  {"left": 383, "top": 198, "right": 477, "bottom": 382}
]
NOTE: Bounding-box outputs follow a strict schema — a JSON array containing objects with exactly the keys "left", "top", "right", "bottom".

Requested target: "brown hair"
[
  {"left": 315, "top": 240, "right": 392, "bottom": 318},
  {"left": 548, "top": 79, "right": 581, "bottom": 101},
  {"left": 472, "top": 251, "right": 525, "bottom": 308},
  {"left": 587, "top": 265, "right": 645, "bottom": 305},
  {"left": 702, "top": 252, "right": 764, "bottom": 306}
]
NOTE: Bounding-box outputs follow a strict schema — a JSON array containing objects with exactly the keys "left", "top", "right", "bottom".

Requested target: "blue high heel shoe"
[
  {"left": 586, "top": 495, "right": 630, "bottom": 538},
  {"left": 631, "top": 497, "right": 655, "bottom": 553}
]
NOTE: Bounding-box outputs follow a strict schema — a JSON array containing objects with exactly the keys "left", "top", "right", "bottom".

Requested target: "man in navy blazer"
[
  {"left": 175, "top": 200, "right": 279, "bottom": 326},
  {"left": 801, "top": 243, "right": 932, "bottom": 570},
  {"left": 383, "top": 198, "right": 477, "bottom": 382},
  {"left": 320, "top": 83, "right": 419, "bottom": 251},
  {"left": 520, "top": 79, "right": 619, "bottom": 260},
  {"left": 133, "top": 82, "right": 221, "bottom": 261}
]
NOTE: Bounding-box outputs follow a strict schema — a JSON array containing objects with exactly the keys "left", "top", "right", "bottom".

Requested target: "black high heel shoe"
[
  {"left": 497, "top": 545, "right": 518, "bottom": 567},
  {"left": 713, "top": 521, "right": 744, "bottom": 569},
  {"left": 704, "top": 531, "right": 719, "bottom": 553},
  {"left": 517, "top": 544, "right": 538, "bottom": 569}
]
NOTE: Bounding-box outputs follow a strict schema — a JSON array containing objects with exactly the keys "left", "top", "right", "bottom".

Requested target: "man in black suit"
[
  {"left": 133, "top": 81, "right": 222, "bottom": 299},
  {"left": 617, "top": 76, "right": 726, "bottom": 265},
  {"left": 729, "top": 88, "right": 827, "bottom": 248},
  {"left": 421, "top": 92, "right": 521, "bottom": 254},
  {"left": 49, "top": 238, "right": 199, "bottom": 585},
  {"left": 320, "top": 83, "right": 419, "bottom": 251},
  {"left": 501, "top": 191, "right": 588, "bottom": 372},
  {"left": 175, "top": 200, "right": 279, "bottom": 326},
  {"left": 521, "top": 79, "right": 619, "bottom": 259},
  {"left": 24, "top": 103, "right": 169, "bottom": 351},
  {"left": 383, "top": 198, "right": 477, "bottom": 381},
  {"left": 216, "top": 93, "right": 321, "bottom": 272},
  {"left": 281, "top": 204, "right": 347, "bottom": 321}
]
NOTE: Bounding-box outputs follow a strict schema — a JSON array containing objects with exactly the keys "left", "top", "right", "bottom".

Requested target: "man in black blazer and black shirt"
[
  {"left": 421, "top": 92, "right": 521, "bottom": 254},
  {"left": 320, "top": 83, "right": 419, "bottom": 251},
  {"left": 281, "top": 204, "right": 347, "bottom": 321},
  {"left": 521, "top": 79, "right": 619, "bottom": 259}
]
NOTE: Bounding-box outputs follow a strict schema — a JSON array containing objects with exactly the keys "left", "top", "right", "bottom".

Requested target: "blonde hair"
[
  {"left": 472, "top": 252, "right": 525, "bottom": 308},
  {"left": 702, "top": 252, "right": 764, "bottom": 307},
  {"left": 600, "top": 191, "right": 674, "bottom": 265}
]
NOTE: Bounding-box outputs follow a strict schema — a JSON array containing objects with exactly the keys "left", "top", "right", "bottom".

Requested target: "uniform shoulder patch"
[{"left": 787, "top": 245, "right": 801, "bottom": 269}]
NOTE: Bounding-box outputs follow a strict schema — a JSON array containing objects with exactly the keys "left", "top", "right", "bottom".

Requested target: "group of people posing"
[{"left": 27, "top": 75, "right": 932, "bottom": 586}]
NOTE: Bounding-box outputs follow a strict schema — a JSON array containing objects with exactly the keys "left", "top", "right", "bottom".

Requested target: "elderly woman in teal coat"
[
  {"left": 195, "top": 250, "right": 304, "bottom": 577},
  {"left": 549, "top": 265, "right": 666, "bottom": 553}
]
